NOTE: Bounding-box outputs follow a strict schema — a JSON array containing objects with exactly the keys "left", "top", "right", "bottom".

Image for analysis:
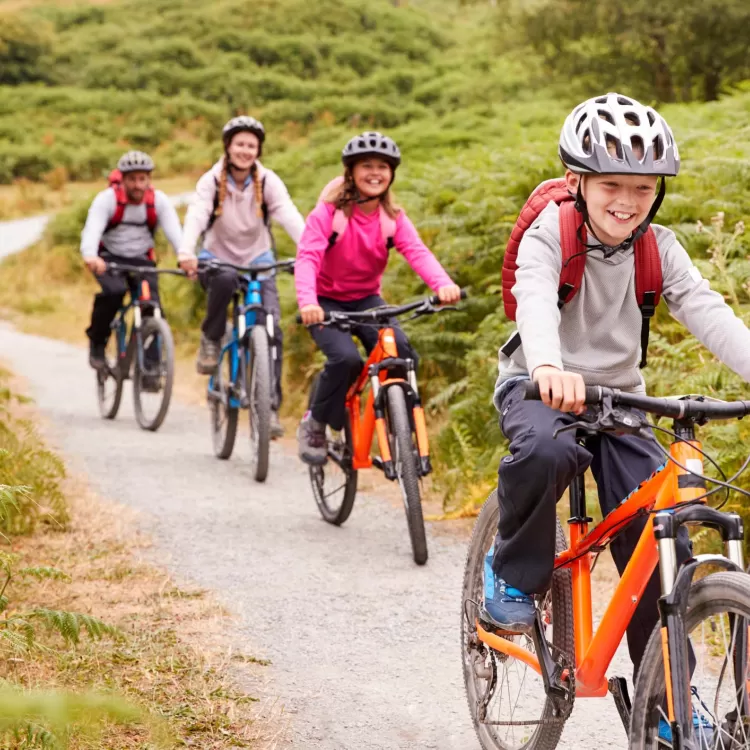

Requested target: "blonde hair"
[
  {"left": 322, "top": 166, "right": 400, "bottom": 219},
  {"left": 213, "top": 155, "right": 263, "bottom": 220}
]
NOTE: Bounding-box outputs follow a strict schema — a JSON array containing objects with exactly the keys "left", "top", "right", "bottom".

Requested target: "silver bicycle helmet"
[
  {"left": 342, "top": 132, "right": 401, "bottom": 168},
  {"left": 222, "top": 116, "right": 266, "bottom": 150},
  {"left": 559, "top": 93, "right": 679, "bottom": 177},
  {"left": 117, "top": 150, "right": 155, "bottom": 174}
]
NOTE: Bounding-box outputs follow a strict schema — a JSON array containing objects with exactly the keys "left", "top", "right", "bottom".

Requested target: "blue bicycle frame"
[{"left": 209, "top": 273, "right": 273, "bottom": 410}]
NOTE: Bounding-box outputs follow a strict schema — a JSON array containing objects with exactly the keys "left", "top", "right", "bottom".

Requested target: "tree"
[{"left": 512, "top": 0, "right": 750, "bottom": 103}]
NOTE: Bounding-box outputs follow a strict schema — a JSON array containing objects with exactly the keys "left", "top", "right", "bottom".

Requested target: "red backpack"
[
  {"left": 320, "top": 176, "right": 397, "bottom": 249},
  {"left": 501, "top": 178, "right": 662, "bottom": 367}
]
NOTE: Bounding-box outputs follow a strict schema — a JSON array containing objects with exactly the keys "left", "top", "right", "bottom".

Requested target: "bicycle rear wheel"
[
  {"left": 461, "top": 492, "right": 574, "bottom": 750},
  {"left": 248, "top": 325, "right": 271, "bottom": 483},
  {"left": 308, "top": 373, "right": 358, "bottom": 526},
  {"left": 133, "top": 316, "right": 174, "bottom": 432},
  {"left": 386, "top": 386, "right": 427, "bottom": 565},
  {"left": 630, "top": 571, "right": 750, "bottom": 749},
  {"left": 210, "top": 340, "right": 238, "bottom": 460},
  {"left": 97, "top": 326, "right": 124, "bottom": 420}
]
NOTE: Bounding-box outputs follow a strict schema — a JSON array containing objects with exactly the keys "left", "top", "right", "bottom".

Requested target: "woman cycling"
[
  {"left": 179, "top": 116, "right": 305, "bottom": 439},
  {"left": 294, "top": 131, "right": 461, "bottom": 464}
]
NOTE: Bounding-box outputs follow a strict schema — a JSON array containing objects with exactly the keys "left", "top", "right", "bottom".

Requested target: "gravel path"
[{"left": 0, "top": 214, "right": 632, "bottom": 749}]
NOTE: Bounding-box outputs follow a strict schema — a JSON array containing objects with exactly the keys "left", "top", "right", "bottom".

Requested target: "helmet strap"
[{"left": 575, "top": 176, "right": 666, "bottom": 256}]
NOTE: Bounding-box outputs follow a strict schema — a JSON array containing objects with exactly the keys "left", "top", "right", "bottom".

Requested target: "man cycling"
[{"left": 80, "top": 151, "right": 189, "bottom": 381}]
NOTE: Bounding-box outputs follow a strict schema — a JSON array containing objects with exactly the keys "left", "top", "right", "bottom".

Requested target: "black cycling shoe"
[
  {"left": 89, "top": 342, "right": 106, "bottom": 370},
  {"left": 140, "top": 373, "right": 161, "bottom": 393}
]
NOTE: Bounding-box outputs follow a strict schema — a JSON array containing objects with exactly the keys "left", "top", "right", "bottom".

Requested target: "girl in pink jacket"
[
  {"left": 179, "top": 116, "right": 305, "bottom": 438},
  {"left": 295, "top": 131, "right": 461, "bottom": 465}
]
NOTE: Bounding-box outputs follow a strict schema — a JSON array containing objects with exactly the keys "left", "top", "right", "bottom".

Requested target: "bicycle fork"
[
  {"left": 368, "top": 358, "right": 432, "bottom": 481},
  {"left": 654, "top": 504, "right": 746, "bottom": 750}
]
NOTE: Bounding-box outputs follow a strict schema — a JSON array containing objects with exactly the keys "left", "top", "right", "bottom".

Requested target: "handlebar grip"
[
  {"left": 523, "top": 381, "right": 602, "bottom": 404},
  {"left": 296, "top": 312, "right": 331, "bottom": 325},
  {"left": 428, "top": 289, "right": 468, "bottom": 305}
]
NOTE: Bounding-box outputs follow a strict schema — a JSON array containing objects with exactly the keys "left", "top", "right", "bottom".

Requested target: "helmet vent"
[
  {"left": 631, "top": 136, "right": 645, "bottom": 160},
  {"left": 595, "top": 96, "right": 607, "bottom": 104},
  {"left": 605, "top": 134, "right": 623, "bottom": 160},
  {"left": 646, "top": 110, "right": 656, "bottom": 126},
  {"left": 625, "top": 112, "right": 640, "bottom": 126},
  {"left": 582, "top": 129, "right": 592, "bottom": 155},
  {"left": 652, "top": 135, "right": 664, "bottom": 161},
  {"left": 597, "top": 109, "right": 615, "bottom": 125},
  {"left": 617, "top": 96, "right": 633, "bottom": 106},
  {"left": 575, "top": 113, "right": 587, "bottom": 133}
]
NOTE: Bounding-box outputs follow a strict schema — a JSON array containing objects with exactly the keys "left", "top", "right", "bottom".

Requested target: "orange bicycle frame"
[
  {"left": 345, "top": 327, "right": 430, "bottom": 473},
  {"left": 478, "top": 438, "right": 707, "bottom": 698}
]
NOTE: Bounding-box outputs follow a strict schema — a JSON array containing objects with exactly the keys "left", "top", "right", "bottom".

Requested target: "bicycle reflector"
[{"left": 141, "top": 280, "right": 151, "bottom": 301}]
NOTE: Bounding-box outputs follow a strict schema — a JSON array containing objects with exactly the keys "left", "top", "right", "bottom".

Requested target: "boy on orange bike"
[
  {"left": 294, "top": 132, "right": 461, "bottom": 465},
  {"left": 484, "top": 93, "right": 750, "bottom": 742}
]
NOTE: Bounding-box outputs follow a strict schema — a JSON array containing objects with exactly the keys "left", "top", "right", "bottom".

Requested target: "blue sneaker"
[
  {"left": 657, "top": 710, "right": 714, "bottom": 746},
  {"left": 480, "top": 547, "right": 536, "bottom": 633}
]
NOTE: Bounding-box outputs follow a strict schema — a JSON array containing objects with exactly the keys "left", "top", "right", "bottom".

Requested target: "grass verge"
[{"left": 0, "top": 369, "right": 284, "bottom": 748}]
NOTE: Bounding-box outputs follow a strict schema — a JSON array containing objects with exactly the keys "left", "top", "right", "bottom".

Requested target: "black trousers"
[
  {"left": 199, "top": 266, "right": 283, "bottom": 409},
  {"left": 494, "top": 381, "right": 691, "bottom": 675},
  {"left": 308, "top": 295, "right": 418, "bottom": 431},
  {"left": 86, "top": 251, "right": 160, "bottom": 346}
]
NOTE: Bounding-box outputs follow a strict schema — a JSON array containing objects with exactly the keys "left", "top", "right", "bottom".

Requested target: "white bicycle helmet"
[
  {"left": 222, "top": 116, "right": 265, "bottom": 151},
  {"left": 342, "top": 132, "right": 401, "bottom": 168},
  {"left": 117, "top": 151, "right": 155, "bottom": 174},
  {"left": 559, "top": 93, "right": 679, "bottom": 176}
]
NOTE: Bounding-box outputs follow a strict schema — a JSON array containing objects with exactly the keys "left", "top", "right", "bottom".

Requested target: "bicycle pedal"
[{"left": 608, "top": 676, "right": 632, "bottom": 735}]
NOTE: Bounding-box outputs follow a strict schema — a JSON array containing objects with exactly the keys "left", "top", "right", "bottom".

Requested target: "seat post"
[
  {"left": 568, "top": 471, "right": 594, "bottom": 665},
  {"left": 568, "top": 472, "right": 591, "bottom": 524}
]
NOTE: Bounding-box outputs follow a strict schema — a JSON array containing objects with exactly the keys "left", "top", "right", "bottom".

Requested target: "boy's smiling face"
[{"left": 566, "top": 171, "right": 659, "bottom": 247}]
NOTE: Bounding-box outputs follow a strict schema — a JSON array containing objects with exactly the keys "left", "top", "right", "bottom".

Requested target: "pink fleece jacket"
[{"left": 295, "top": 202, "right": 453, "bottom": 308}]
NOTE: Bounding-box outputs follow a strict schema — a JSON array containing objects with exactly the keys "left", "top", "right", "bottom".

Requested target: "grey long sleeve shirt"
[
  {"left": 80, "top": 188, "right": 183, "bottom": 259},
  {"left": 495, "top": 202, "right": 750, "bottom": 406}
]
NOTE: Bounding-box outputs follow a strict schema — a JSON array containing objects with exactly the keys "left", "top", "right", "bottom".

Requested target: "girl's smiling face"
[
  {"left": 227, "top": 131, "right": 260, "bottom": 170},
  {"left": 566, "top": 171, "right": 659, "bottom": 246},
  {"left": 352, "top": 157, "right": 393, "bottom": 199}
]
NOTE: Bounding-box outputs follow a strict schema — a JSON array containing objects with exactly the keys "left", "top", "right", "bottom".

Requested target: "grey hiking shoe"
[
  {"left": 196, "top": 334, "right": 220, "bottom": 375},
  {"left": 270, "top": 410, "right": 285, "bottom": 440},
  {"left": 297, "top": 412, "right": 327, "bottom": 465}
]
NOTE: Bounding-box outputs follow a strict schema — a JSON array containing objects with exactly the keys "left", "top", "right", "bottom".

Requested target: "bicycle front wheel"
[
  {"left": 97, "top": 326, "right": 124, "bottom": 420},
  {"left": 386, "top": 385, "right": 427, "bottom": 565},
  {"left": 133, "top": 316, "right": 174, "bottom": 432},
  {"left": 630, "top": 571, "right": 750, "bottom": 749},
  {"left": 248, "top": 325, "right": 271, "bottom": 483},
  {"left": 461, "top": 492, "right": 574, "bottom": 750},
  {"left": 308, "top": 373, "right": 358, "bottom": 526}
]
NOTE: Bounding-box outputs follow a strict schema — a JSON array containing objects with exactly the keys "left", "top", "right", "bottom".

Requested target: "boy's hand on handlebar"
[
  {"left": 178, "top": 256, "right": 199, "bottom": 279},
  {"left": 300, "top": 304, "right": 325, "bottom": 325},
  {"left": 437, "top": 284, "right": 462, "bottom": 305},
  {"left": 85, "top": 257, "right": 107, "bottom": 276},
  {"left": 532, "top": 366, "right": 586, "bottom": 414}
]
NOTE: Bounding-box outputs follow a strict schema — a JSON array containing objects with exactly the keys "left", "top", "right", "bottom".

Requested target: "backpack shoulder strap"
[
  {"left": 260, "top": 174, "right": 269, "bottom": 227},
  {"left": 633, "top": 227, "right": 662, "bottom": 367},
  {"left": 207, "top": 176, "right": 220, "bottom": 231},
  {"left": 379, "top": 209, "right": 396, "bottom": 250},
  {"left": 557, "top": 201, "right": 587, "bottom": 306},
  {"left": 106, "top": 185, "right": 128, "bottom": 232},
  {"left": 328, "top": 209, "right": 348, "bottom": 248},
  {"left": 144, "top": 187, "right": 157, "bottom": 235}
]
